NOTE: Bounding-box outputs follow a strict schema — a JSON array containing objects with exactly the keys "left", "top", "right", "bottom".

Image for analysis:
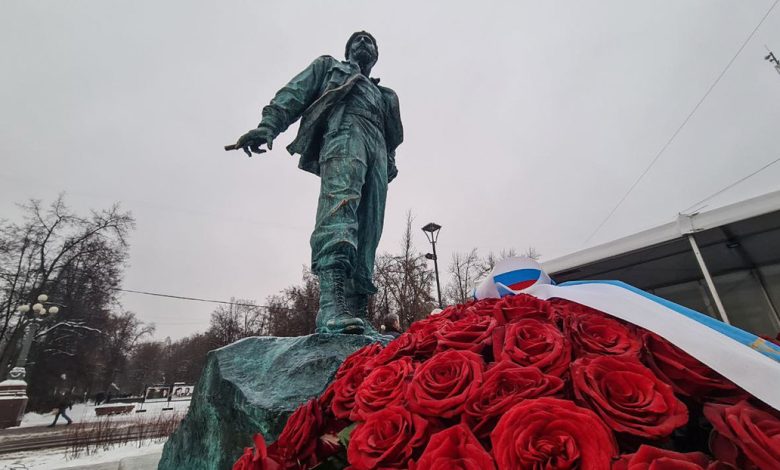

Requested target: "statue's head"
[{"left": 345, "top": 31, "right": 378, "bottom": 70}]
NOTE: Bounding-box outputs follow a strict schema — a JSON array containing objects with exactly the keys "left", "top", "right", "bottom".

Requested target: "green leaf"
[{"left": 337, "top": 423, "right": 357, "bottom": 448}]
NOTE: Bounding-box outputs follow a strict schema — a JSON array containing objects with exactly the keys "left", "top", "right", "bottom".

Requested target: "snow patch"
[
  {"left": 12, "top": 400, "right": 190, "bottom": 428},
  {"left": 0, "top": 440, "right": 164, "bottom": 469}
]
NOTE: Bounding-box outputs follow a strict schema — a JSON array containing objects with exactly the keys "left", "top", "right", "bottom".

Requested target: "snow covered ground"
[
  {"left": 0, "top": 440, "right": 165, "bottom": 469},
  {"left": 14, "top": 399, "right": 190, "bottom": 428},
  {"left": 0, "top": 400, "right": 189, "bottom": 468}
]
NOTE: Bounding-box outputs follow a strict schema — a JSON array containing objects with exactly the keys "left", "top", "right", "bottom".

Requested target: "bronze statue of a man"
[{"left": 229, "top": 32, "right": 403, "bottom": 335}]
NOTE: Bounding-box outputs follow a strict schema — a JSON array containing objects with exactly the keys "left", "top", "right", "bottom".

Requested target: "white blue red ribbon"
[{"left": 474, "top": 257, "right": 780, "bottom": 410}]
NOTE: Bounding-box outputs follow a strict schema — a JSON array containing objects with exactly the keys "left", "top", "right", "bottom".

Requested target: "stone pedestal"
[
  {"left": 158, "top": 333, "right": 383, "bottom": 470},
  {"left": 0, "top": 378, "right": 28, "bottom": 429}
]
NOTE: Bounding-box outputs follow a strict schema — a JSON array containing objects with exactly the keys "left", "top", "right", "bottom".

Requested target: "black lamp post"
[{"left": 422, "top": 222, "right": 443, "bottom": 308}]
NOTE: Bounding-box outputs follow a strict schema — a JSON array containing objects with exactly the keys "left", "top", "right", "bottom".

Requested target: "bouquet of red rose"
[{"left": 233, "top": 295, "right": 780, "bottom": 470}]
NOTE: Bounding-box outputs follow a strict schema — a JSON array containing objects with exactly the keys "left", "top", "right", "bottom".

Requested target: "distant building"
[{"left": 543, "top": 191, "right": 780, "bottom": 337}]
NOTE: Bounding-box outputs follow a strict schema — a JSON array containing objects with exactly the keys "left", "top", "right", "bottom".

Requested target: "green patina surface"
[{"left": 157, "top": 334, "right": 382, "bottom": 470}]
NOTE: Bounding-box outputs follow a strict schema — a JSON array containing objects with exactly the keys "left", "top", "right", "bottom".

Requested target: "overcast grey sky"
[{"left": 2, "top": 1, "right": 779, "bottom": 340}]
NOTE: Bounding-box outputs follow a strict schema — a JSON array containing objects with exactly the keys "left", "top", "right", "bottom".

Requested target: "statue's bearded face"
[{"left": 348, "top": 33, "right": 378, "bottom": 68}]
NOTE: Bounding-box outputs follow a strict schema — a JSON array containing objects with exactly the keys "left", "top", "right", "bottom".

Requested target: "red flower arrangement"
[
  {"left": 643, "top": 332, "right": 745, "bottom": 403},
  {"left": 563, "top": 305, "right": 643, "bottom": 358},
  {"left": 570, "top": 355, "right": 688, "bottom": 439},
  {"left": 406, "top": 349, "right": 484, "bottom": 419},
  {"left": 491, "top": 397, "right": 617, "bottom": 469},
  {"left": 350, "top": 356, "right": 414, "bottom": 421},
  {"left": 463, "top": 361, "right": 563, "bottom": 440},
  {"left": 493, "top": 318, "right": 571, "bottom": 377},
  {"left": 272, "top": 399, "right": 323, "bottom": 466},
  {"left": 434, "top": 313, "right": 496, "bottom": 353},
  {"left": 704, "top": 400, "right": 780, "bottom": 469},
  {"left": 347, "top": 405, "right": 430, "bottom": 469},
  {"left": 410, "top": 423, "right": 495, "bottom": 470},
  {"left": 613, "top": 445, "right": 728, "bottom": 470},
  {"left": 233, "top": 433, "right": 281, "bottom": 470},
  {"left": 234, "top": 296, "right": 780, "bottom": 470}
]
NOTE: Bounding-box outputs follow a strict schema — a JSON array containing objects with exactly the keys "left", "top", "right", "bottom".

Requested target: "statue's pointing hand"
[{"left": 227, "top": 128, "right": 274, "bottom": 157}]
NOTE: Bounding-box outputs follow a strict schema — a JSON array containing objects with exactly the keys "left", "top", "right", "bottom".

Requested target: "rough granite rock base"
[{"left": 157, "top": 334, "right": 383, "bottom": 470}]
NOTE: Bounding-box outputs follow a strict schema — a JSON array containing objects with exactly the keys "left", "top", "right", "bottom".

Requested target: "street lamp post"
[
  {"left": 766, "top": 50, "right": 780, "bottom": 76},
  {"left": 422, "top": 223, "right": 443, "bottom": 309},
  {"left": 0, "top": 294, "right": 59, "bottom": 428}
]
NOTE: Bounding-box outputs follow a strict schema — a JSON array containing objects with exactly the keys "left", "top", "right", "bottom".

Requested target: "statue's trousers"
[{"left": 310, "top": 112, "right": 387, "bottom": 295}]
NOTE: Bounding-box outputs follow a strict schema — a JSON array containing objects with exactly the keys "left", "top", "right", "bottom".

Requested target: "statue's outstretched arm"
[{"left": 227, "top": 56, "right": 330, "bottom": 157}]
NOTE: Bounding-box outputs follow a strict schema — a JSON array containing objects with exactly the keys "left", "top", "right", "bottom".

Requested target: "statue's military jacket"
[{"left": 257, "top": 55, "right": 403, "bottom": 181}]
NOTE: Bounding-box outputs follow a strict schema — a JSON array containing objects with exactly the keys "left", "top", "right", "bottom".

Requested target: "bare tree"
[
  {"left": 120, "top": 332, "right": 215, "bottom": 395},
  {"left": 266, "top": 267, "right": 319, "bottom": 337},
  {"left": 208, "top": 298, "right": 269, "bottom": 347},
  {"left": 444, "top": 248, "right": 482, "bottom": 305},
  {"left": 0, "top": 196, "right": 140, "bottom": 409},
  {"left": 121, "top": 341, "right": 166, "bottom": 392},
  {"left": 372, "top": 212, "right": 435, "bottom": 328},
  {"left": 97, "top": 311, "right": 155, "bottom": 391},
  {"left": 480, "top": 248, "right": 517, "bottom": 275},
  {"left": 160, "top": 333, "right": 214, "bottom": 387},
  {"left": 0, "top": 196, "right": 134, "bottom": 380},
  {"left": 480, "top": 246, "right": 541, "bottom": 273},
  {"left": 524, "top": 246, "right": 542, "bottom": 261}
]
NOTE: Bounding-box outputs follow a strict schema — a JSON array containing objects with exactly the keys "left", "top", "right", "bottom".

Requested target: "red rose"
[
  {"left": 322, "top": 343, "right": 381, "bottom": 413},
  {"left": 273, "top": 399, "right": 322, "bottom": 468},
  {"left": 613, "top": 445, "right": 719, "bottom": 470},
  {"left": 571, "top": 356, "right": 688, "bottom": 439},
  {"left": 433, "top": 299, "right": 499, "bottom": 323},
  {"left": 438, "top": 303, "right": 474, "bottom": 322},
  {"left": 563, "top": 304, "right": 642, "bottom": 358},
  {"left": 407, "top": 318, "right": 444, "bottom": 357},
  {"left": 707, "top": 430, "right": 745, "bottom": 470},
  {"left": 644, "top": 333, "right": 745, "bottom": 402},
  {"left": 317, "top": 382, "right": 335, "bottom": 411},
  {"left": 492, "top": 319, "right": 571, "bottom": 377},
  {"left": 467, "top": 297, "right": 501, "bottom": 316},
  {"left": 329, "top": 366, "right": 368, "bottom": 419},
  {"left": 233, "top": 434, "right": 282, "bottom": 470},
  {"left": 491, "top": 397, "right": 617, "bottom": 469},
  {"left": 351, "top": 356, "right": 415, "bottom": 421},
  {"left": 494, "top": 294, "right": 552, "bottom": 324},
  {"left": 704, "top": 400, "right": 780, "bottom": 469},
  {"left": 406, "top": 349, "right": 484, "bottom": 419},
  {"left": 347, "top": 405, "right": 430, "bottom": 469},
  {"left": 372, "top": 333, "right": 418, "bottom": 365},
  {"left": 233, "top": 447, "right": 256, "bottom": 470},
  {"left": 463, "top": 361, "right": 564, "bottom": 440},
  {"left": 435, "top": 313, "right": 497, "bottom": 353},
  {"left": 334, "top": 342, "right": 383, "bottom": 380},
  {"left": 410, "top": 423, "right": 496, "bottom": 470}
]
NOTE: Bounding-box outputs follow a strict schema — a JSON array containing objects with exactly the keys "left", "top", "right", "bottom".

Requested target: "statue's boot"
[
  {"left": 347, "top": 294, "right": 398, "bottom": 342},
  {"left": 346, "top": 294, "right": 381, "bottom": 337},
  {"left": 316, "top": 269, "right": 365, "bottom": 335}
]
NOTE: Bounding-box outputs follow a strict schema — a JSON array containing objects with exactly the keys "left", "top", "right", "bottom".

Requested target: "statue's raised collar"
[{"left": 344, "top": 58, "right": 381, "bottom": 85}]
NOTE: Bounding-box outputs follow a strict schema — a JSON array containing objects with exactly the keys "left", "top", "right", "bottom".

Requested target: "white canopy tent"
[{"left": 543, "top": 190, "right": 780, "bottom": 336}]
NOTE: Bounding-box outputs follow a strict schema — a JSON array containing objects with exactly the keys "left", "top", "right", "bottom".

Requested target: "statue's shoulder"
[
  {"left": 310, "top": 55, "right": 342, "bottom": 67},
  {"left": 314, "top": 54, "right": 339, "bottom": 63},
  {"left": 377, "top": 85, "right": 400, "bottom": 105},
  {"left": 306, "top": 55, "right": 341, "bottom": 72}
]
